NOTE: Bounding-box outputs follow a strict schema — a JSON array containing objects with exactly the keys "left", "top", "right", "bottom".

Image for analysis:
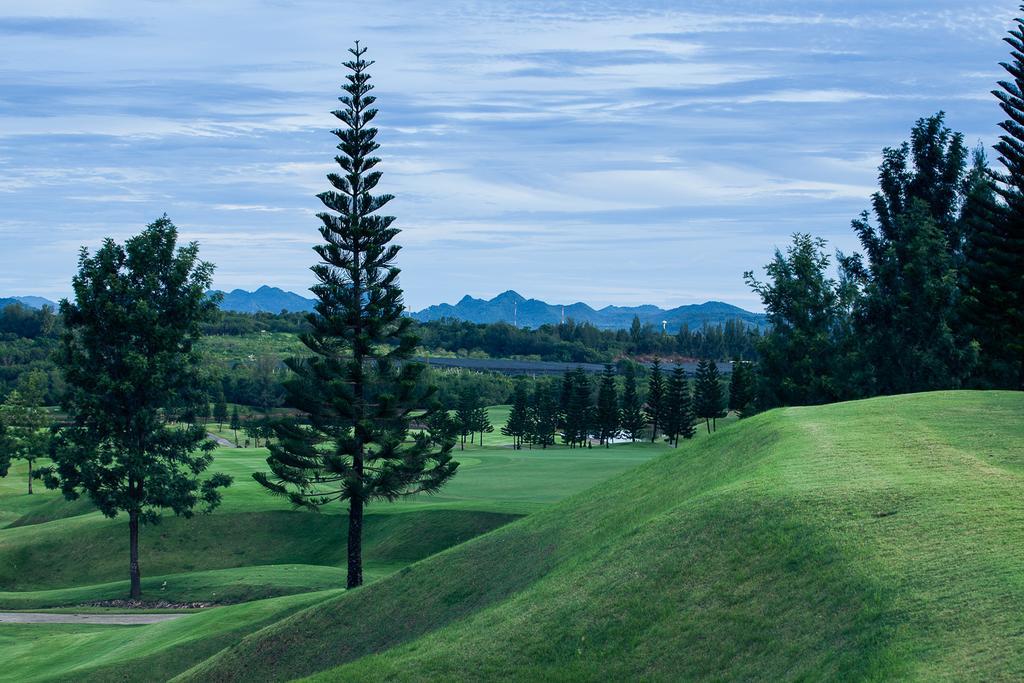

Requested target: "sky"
[{"left": 0, "top": 1, "right": 1017, "bottom": 311}]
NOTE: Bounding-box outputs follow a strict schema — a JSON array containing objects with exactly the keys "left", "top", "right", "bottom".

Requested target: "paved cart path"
[
  {"left": 207, "top": 432, "right": 235, "bottom": 447},
  {"left": 0, "top": 612, "right": 187, "bottom": 625}
]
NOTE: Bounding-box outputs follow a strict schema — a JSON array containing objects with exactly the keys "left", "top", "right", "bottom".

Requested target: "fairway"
[
  {"left": 3, "top": 393, "right": 1023, "bottom": 680},
  {"left": 188, "top": 391, "right": 1024, "bottom": 682},
  {"left": 0, "top": 406, "right": 667, "bottom": 602}
]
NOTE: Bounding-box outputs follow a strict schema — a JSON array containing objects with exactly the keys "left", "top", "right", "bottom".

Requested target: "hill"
[
  {"left": 211, "top": 286, "right": 317, "bottom": 313},
  {"left": 410, "top": 290, "right": 767, "bottom": 331},
  {"left": 0, "top": 296, "right": 56, "bottom": 310},
  {"left": 181, "top": 391, "right": 1024, "bottom": 681}
]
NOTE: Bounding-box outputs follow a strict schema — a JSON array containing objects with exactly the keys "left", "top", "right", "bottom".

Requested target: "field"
[
  {"left": 2, "top": 392, "right": 1022, "bottom": 680},
  {"left": 0, "top": 407, "right": 669, "bottom": 681}
]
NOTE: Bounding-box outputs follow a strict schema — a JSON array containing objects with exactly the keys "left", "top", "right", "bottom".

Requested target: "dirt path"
[
  {"left": 0, "top": 612, "right": 187, "bottom": 625},
  {"left": 207, "top": 432, "right": 235, "bottom": 448}
]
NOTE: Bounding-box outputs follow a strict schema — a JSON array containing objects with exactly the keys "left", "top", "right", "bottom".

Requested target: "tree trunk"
[
  {"left": 346, "top": 497, "right": 364, "bottom": 589},
  {"left": 129, "top": 510, "right": 142, "bottom": 599},
  {"left": 27, "top": 460, "right": 32, "bottom": 495}
]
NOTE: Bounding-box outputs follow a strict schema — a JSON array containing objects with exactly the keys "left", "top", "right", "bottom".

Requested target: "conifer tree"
[
  {"left": 473, "top": 404, "right": 494, "bottom": 446},
  {"left": 678, "top": 374, "right": 696, "bottom": 441},
  {"left": 728, "top": 361, "right": 756, "bottom": 417},
  {"left": 619, "top": 362, "right": 646, "bottom": 442},
  {"left": 455, "top": 393, "right": 476, "bottom": 450},
  {"left": 41, "top": 217, "right": 232, "bottom": 599},
  {"left": 230, "top": 406, "right": 241, "bottom": 445},
  {"left": 959, "top": 149, "right": 1014, "bottom": 387},
  {"left": 595, "top": 364, "right": 620, "bottom": 447},
  {"left": 213, "top": 393, "right": 228, "bottom": 430},
  {"left": 847, "top": 114, "right": 975, "bottom": 394},
  {"left": 694, "top": 359, "right": 726, "bottom": 433},
  {"left": 502, "top": 383, "right": 530, "bottom": 450},
  {"left": 530, "top": 383, "right": 558, "bottom": 449},
  {"left": 0, "top": 421, "right": 10, "bottom": 479},
  {"left": 562, "top": 368, "right": 592, "bottom": 448},
  {"left": 558, "top": 370, "right": 574, "bottom": 428},
  {"left": 988, "top": 9, "right": 1024, "bottom": 388},
  {"left": 424, "top": 410, "right": 458, "bottom": 450},
  {"left": 253, "top": 44, "right": 457, "bottom": 589},
  {"left": 0, "top": 389, "right": 49, "bottom": 494},
  {"left": 645, "top": 359, "right": 666, "bottom": 442},
  {"left": 661, "top": 366, "right": 693, "bottom": 447}
]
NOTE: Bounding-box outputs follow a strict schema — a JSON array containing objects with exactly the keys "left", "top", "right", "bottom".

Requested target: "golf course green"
[{"left": 1, "top": 392, "right": 1022, "bottom": 681}]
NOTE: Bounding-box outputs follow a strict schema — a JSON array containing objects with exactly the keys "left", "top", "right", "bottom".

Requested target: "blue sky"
[{"left": 0, "top": 1, "right": 1016, "bottom": 311}]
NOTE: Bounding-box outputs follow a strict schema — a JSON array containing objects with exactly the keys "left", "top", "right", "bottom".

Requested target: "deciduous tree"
[{"left": 40, "top": 216, "right": 231, "bottom": 599}]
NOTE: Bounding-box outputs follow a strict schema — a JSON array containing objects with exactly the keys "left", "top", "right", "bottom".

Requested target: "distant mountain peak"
[
  {"left": 411, "top": 291, "right": 765, "bottom": 331},
  {"left": 492, "top": 290, "right": 526, "bottom": 303},
  {"left": 213, "top": 286, "right": 316, "bottom": 314}
]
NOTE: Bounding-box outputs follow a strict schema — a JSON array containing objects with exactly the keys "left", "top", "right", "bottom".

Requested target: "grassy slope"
[
  {"left": 181, "top": 391, "right": 1024, "bottom": 682},
  {"left": 0, "top": 408, "right": 665, "bottom": 613},
  {"left": 0, "top": 589, "right": 342, "bottom": 683},
  {"left": 0, "top": 406, "right": 670, "bottom": 681}
]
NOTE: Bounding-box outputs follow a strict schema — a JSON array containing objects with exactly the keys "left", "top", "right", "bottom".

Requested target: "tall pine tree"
[
  {"left": 987, "top": 8, "right": 1024, "bottom": 388},
  {"left": 254, "top": 44, "right": 457, "bottom": 589},
  {"left": 619, "top": 362, "right": 646, "bottom": 442},
  {"left": 645, "top": 359, "right": 665, "bottom": 442},
  {"left": 661, "top": 366, "right": 693, "bottom": 447},
  {"left": 502, "top": 383, "right": 530, "bottom": 450},
  {"left": 530, "top": 382, "right": 558, "bottom": 449},
  {"left": 694, "top": 359, "right": 726, "bottom": 434},
  {"left": 595, "top": 364, "right": 620, "bottom": 447}
]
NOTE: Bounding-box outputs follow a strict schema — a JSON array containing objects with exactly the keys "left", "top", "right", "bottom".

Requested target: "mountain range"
[
  {"left": 2, "top": 287, "right": 767, "bottom": 331},
  {"left": 210, "top": 286, "right": 317, "bottom": 313},
  {"left": 0, "top": 296, "right": 57, "bottom": 311},
  {"left": 411, "top": 290, "right": 766, "bottom": 331}
]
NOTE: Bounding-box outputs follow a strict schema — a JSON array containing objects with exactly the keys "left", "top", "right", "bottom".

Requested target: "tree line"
[
  {"left": 746, "top": 17, "right": 1024, "bottom": 405},
  {"left": 498, "top": 358, "right": 753, "bottom": 450}
]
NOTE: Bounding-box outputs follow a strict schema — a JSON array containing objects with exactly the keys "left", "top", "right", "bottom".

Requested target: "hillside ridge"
[{"left": 180, "top": 391, "right": 1024, "bottom": 682}]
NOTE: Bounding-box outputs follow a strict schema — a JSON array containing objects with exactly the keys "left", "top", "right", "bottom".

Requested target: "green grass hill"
[{"left": 179, "top": 391, "right": 1024, "bottom": 681}]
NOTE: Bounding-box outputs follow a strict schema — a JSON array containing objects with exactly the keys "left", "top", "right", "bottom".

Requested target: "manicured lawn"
[
  {"left": 0, "top": 406, "right": 669, "bottom": 602},
  {"left": 183, "top": 391, "right": 1024, "bottom": 682}
]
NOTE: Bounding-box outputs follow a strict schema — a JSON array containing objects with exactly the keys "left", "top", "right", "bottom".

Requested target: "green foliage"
[
  {"left": 594, "top": 364, "right": 620, "bottom": 446},
  {"left": 501, "top": 383, "right": 530, "bottom": 450},
  {"left": 661, "top": 365, "right": 694, "bottom": 446},
  {"left": 40, "top": 216, "right": 232, "bottom": 599},
  {"left": 253, "top": 44, "right": 456, "bottom": 589},
  {"left": 693, "top": 359, "right": 726, "bottom": 433},
  {"left": 187, "top": 392, "right": 1024, "bottom": 682},
  {"left": 213, "top": 395, "right": 228, "bottom": 429},
  {"left": 644, "top": 358, "right": 665, "bottom": 441},
  {"left": 846, "top": 113, "right": 975, "bottom": 395},
  {"left": 728, "top": 360, "right": 757, "bottom": 417},
  {"left": 528, "top": 382, "right": 559, "bottom": 448},
  {"left": 560, "top": 368, "right": 593, "bottom": 448},
  {"left": 985, "top": 11, "right": 1024, "bottom": 388},
  {"left": 745, "top": 234, "right": 853, "bottom": 408},
  {"left": 619, "top": 362, "right": 646, "bottom": 442},
  {"left": 415, "top": 316, "right": 759, "bottom": 364},
  {"left": 0, "top": 388, "right": 50, "bottom": 493}
]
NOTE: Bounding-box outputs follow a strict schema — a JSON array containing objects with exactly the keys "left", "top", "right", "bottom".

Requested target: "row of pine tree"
[{"left": 499, "top": 358, "right": 756, "bottom": 450}]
